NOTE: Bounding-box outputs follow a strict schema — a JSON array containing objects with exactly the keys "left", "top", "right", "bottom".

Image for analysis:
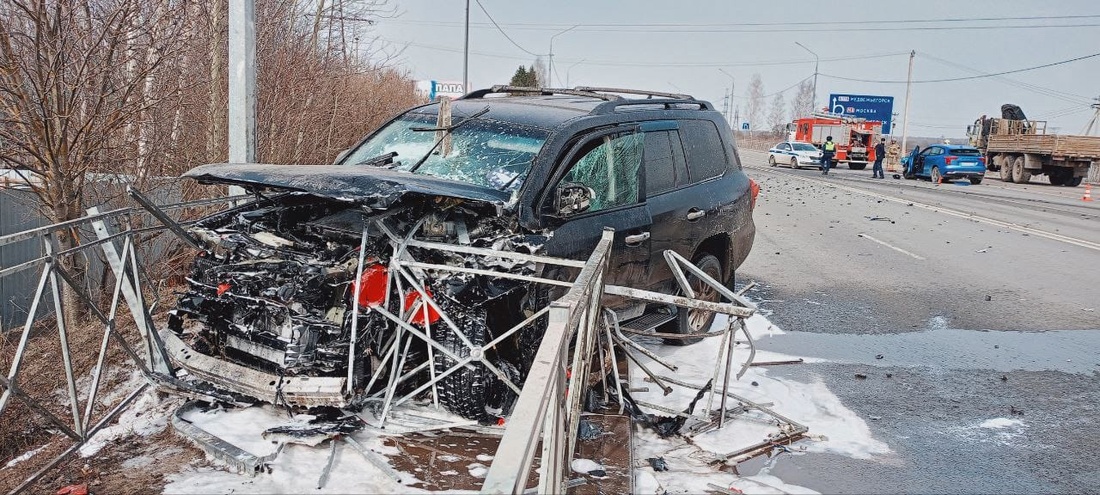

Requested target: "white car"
[{"left": 767, "top": 141, "right": 822, "bottom": 169}]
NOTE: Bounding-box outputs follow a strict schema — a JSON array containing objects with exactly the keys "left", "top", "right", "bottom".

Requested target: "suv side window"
[
  {"left": 562, "top": 132, "right": 643, "bottom": 212},
  {"left": 679, "top": 120, "right": 728, "bottom": 180},
  {"left": 644, "top": 131, "right": 677, "bottom": 196}
]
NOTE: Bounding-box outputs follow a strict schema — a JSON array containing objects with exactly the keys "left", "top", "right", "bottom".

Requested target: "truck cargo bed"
[{"left": 987, "top": 134, "right": 1100, "bottom": 159}]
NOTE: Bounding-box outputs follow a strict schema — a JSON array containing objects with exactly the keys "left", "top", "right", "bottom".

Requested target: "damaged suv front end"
[{"left": 167, "top": 108, "right": 554, "bottom": 421}]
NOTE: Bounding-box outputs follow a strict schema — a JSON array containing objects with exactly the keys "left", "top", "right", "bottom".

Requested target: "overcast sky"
[{"left": 370, "top": 0, "right": 1100, "bottom": 137}]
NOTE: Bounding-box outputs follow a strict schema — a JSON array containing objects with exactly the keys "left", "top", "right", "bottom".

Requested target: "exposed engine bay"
[{"left": 168, "top": 191, "right": 551, "bottom": 421}]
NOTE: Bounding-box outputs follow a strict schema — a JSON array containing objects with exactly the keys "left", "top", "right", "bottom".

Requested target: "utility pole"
[
  {"left": 795, "top": 42, "right": 819, "bottom": 112},
  {"left": 462, "top": 0, "right": 470, "bottom": 93},
  {"left": 900, "top": 50, "right": 916, "bottom": 166},
  {"left": 719, "top": 68, "right": 736, "bottom": 127},
  {"left": 1081, "top": 96, "right": 1100, "bottom": 135},
  {"left": 227, "top": 0, "right": 255, "bottom": 198}
]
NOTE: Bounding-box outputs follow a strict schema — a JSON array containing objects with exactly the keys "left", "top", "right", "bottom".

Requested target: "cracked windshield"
[{"left": 343, "top": 114, "right": 548, "bottom": 190}]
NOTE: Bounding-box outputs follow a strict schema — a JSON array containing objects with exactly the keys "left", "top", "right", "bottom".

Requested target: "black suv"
[{"left": 170, "top": 86, "right": 757, "bottom": 420}]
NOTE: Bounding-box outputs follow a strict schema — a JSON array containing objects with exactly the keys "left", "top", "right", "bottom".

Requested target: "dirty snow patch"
[
  {"left": 980, "top": 417, "right": 1024, "bottom": 429},
  {"left": 475, "top": 453, "right": 494, "bottom": 462},
  {"left": 467, "top": 462, "right": 488, "bottom": 479},
  {"left": 79, "top": 383, "right": 173, "bottom": 457},
  {"left": 5, "top": 443, "right": 49, "bottom": 469},
  {"left": 570, "top": 458, "right": 604, "bottom": 475}
]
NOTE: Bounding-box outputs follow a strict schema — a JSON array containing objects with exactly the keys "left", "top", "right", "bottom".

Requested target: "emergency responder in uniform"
[
  {"left": 886, "top": 139, "right": 901, "bottom": 173},
  {"left": 821, "top": 136, "right": 836, "bottom": 175}
]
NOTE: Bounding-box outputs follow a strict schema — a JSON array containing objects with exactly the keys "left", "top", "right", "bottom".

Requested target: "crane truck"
[{"left": 967, "top": 104, "right": 1100, "bottom": 186}]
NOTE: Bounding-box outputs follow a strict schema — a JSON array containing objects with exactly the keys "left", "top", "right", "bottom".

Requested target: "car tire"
[
  {"left": 661, "top": 253, "right": 722, "bottom": 346},
  {"left": 1066, "top": 176, "right": 1083, "bottom": 187},
  {"left": 769, "top": 156, "right": 777, "bottom": 167},
  {"left": 1049, "top": 170, "right": 1067, "bottom": 186},
  {"left": 433, "top": 308, "right": 495, "bottom": 421},
  {"left": 1001, "top": 158, "right": 1015, "bottom": 182},
  {"left": 790, "top": 157, "right": 799, "bottom": 170},
  {"left": 1012, "top": 157, "right": 1030, "bottom": 184},
  {"left": 930, "top": 166, "right": 942, "bottom": 184},
  {"left": 970, "top": 177, "right": 982, "bottom": 185}
]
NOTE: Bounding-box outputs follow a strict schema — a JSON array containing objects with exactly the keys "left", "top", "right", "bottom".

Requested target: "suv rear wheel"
[{"left": 661, "top": 253, "right": 722, "bottom": 346}]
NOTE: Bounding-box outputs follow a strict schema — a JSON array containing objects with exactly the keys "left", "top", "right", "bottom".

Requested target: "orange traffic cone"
[{"left": 1083, "top": 183, "right": 1094, "bottom": 202}]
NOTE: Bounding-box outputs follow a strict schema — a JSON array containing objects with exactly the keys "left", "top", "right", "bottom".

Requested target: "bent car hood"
[{"left": 183, "top": 163, "right": 511, "bottom": 208}]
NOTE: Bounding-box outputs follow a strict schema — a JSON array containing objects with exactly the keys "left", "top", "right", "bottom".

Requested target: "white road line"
[
  {"left": 857, "top": 233, "right": 926, "bottom": 260},
  {"left": 750, "top": 164, "right": 1100, "bottom": 253}
]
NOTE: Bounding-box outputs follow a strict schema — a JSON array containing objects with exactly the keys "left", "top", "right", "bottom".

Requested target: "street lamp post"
[
  {"left": 548, "top": 25, "right": 578, "bottom": 87},
  {"left": 795, "top": 42, "right": 819, "bottom": 114},
  {"left": 718, "top": 68, "right": 736, "bottom": 126}
]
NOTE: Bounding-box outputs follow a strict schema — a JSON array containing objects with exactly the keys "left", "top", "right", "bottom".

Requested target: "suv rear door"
[{"left": 641, "top": 121, "right": 693, "bottom": 292}]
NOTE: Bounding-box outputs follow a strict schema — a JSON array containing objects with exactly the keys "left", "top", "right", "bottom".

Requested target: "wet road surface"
[{"left": 734, "top": 149, "right": 1100, "bottom": 493}]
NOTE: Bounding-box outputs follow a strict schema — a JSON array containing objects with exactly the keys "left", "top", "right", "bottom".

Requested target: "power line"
[
  {"left": 919, "top": 53, "right": 1093, "bottom": 105},
  {"left": 472, "top": 0, "right": 543, "bottom": 57},
  {"left": 384, "top": 21, "right": 1100, "bottom": 34},
  {"left": 385, "top": 13, "right": 1100, "bottom": 30},
  {"left": 820, "top": 51, "right": 1100, "bottom": 84},
  {"left": 379, "top": 37, "right": 906, "bottom": 68}
]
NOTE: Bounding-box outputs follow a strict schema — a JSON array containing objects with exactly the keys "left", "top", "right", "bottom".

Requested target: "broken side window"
[{"left": 562, "top": 132, "right": 643, "bottom": 212}]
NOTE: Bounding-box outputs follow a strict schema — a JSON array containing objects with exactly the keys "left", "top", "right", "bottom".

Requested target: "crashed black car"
[{"left": 167, "top": 86, "right": 757, "bottom": 421}]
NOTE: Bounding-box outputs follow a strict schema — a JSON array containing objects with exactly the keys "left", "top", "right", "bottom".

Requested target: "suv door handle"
[
  {"left": 686, "top": 209, "right": 706, "bottom": 221},
  {"left": 624, "top": 232, "right": 650, "bottom": 246}
]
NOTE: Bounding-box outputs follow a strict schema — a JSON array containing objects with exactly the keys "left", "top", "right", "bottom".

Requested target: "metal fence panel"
[{"left": 0, "top": 189, "right": 46, "bottom": 331}]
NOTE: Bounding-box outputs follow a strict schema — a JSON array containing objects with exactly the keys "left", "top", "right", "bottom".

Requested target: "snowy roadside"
[
  {"left": 628, "top": 312, "right": 893, "bottom": 495},
  {"left": 10, "top": 303, "right": 895, "bottom": 494}
]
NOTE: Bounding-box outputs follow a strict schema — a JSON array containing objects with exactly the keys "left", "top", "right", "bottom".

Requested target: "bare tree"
[
  {"left": 789, "top": 79, "right": 814, "bottom": 120},
  {"left": 746, "top": 74, "right": 765, "bottom": 132},
  {"left": 768, "top": 93, "right": 787, "bottom": 134},
  {"left": 531, "top": 56, "right": 549, "bottom": 87},
  {"left": 0, "top": 0, "right": 188, "bottom": 312}
]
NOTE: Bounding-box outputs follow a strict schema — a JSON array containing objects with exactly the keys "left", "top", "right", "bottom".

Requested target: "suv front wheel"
[{"left": 661, "top": 253, "right": 722, "bottom": 346}]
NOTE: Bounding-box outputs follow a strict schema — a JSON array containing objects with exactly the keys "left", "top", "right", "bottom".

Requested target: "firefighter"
[
  {"left": 886, "top": 139, "right": 901, "bottom": 173},
  {"left": 821, "top": 136, "right": 836, "bottom": 175}
]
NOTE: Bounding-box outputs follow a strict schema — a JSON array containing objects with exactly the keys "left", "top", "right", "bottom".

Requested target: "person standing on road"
[
  {"left": 872, "top": 138, "right": 886, "bottom": 179},
  {"left": 886, "top": 139, "right": 900, "bottom": 173},
  {"left": 821, "top": 136, "right": 836, "bottom": 175}
]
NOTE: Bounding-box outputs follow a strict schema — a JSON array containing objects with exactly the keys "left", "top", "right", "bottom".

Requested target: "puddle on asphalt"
[{"left": 756, "top": 327, "right": 1100, "bottom": 374}]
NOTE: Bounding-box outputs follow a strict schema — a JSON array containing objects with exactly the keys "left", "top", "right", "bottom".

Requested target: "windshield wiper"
[
  {"left": 348, "top": 151, "right": 398, "bottom": 167},
  {"left": 407, "top": 106, "right": 490, "bottom": 173}
]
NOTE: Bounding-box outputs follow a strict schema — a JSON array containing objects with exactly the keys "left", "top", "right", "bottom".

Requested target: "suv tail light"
[
  {"left": 945, "top": 155, "right": 957, "bottom": 165},
  {"left": 749, "top": 178, "right": 760, "bottom": 211},
  {"left": 978, "top": 156, "right": 986, "bottom": 165}
]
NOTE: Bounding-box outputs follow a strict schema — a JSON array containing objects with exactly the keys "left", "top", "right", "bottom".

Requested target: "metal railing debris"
[{"left": 0, "top": 192, "right": 243, "bottom": 495}]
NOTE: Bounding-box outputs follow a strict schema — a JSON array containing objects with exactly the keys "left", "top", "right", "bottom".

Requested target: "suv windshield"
[
  {"left": 342, "top": 114, "right": 549, "bottom": 190},
  {"left": 792, "top": 143, "right": 818, "bottom": 152}
]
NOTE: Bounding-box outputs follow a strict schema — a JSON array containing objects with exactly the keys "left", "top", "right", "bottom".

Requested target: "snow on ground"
[
  {"left": 628, "top": 313, "right": 892, "bottom": 494},
  {"left": 121, "top": 304, "right": 889, "bottom": 494},
  {"left": 78, "top": 371, "right": 174, "bottom": 457}
]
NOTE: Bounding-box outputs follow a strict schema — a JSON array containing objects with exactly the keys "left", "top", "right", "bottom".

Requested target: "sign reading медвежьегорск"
[{"left": 829, "top": 94, "right": 895, "bottom": 134}]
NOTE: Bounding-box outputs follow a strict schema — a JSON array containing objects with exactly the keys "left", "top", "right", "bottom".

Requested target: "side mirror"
[
  {"left": 334, "top": 148, "right": 351, "bottom": 164},
  {"left": 555, "top": 182, "right": 594, "bottom": 217}
]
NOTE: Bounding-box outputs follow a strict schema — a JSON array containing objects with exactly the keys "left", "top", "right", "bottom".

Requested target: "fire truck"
[{"left": 789, "top": 112, "right": 883, "bottom": 170}]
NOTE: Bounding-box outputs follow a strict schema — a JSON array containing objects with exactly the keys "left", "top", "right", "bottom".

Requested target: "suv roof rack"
[
  {"left": 572, "top": 86, "right": 694, "bottom": 100},
  {"left": 460, "top": 85, "right": 713, "bottom": 114},
  {"left": 461, "top": 85, "right": 622, "bottom": 101}
]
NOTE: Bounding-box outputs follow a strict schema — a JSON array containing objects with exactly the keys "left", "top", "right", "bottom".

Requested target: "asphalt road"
[{"left": 733, "top": 149, "right": 1100, "bottom": 494}]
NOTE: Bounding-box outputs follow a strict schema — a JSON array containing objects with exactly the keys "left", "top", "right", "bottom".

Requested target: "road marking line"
[
  {"left": 749, "top": 164, "right": 1100, "bottom": 253},
  {"left": 857, "top": 233, "right": 926, "bottom": 260}
]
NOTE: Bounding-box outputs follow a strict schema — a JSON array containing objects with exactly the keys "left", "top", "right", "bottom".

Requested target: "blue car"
[{"left": 902, "top": 144, "right": 986, "bottom": 184}]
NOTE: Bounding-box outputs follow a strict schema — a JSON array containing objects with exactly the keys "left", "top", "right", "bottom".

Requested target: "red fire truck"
[{"left": 789, "top": 112, "right": 883, "bottom": 170}]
